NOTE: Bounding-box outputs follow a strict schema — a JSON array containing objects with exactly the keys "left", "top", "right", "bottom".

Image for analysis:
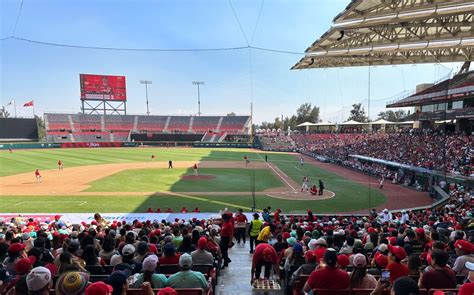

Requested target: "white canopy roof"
[
  {"left": 370, "top": 119, "right": 394, "bottom": 125},
  {"left": 314, "top": 121, "right": 336, "bottom": 126},
  {"left": 338, "top": 120, "right": 366, "bottom": 125},
  {"left": 296, "top": 122, "right": 317, "bottom": 127}
]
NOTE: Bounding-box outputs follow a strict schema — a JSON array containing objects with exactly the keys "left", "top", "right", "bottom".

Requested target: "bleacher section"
[{"left": 45, "top": 113, "right": 250, "bottom": 142}]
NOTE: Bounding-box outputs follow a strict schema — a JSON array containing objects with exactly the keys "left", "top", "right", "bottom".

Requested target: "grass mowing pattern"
[
  {"left": 0, "top": 148, "right": 386, "bottom": 213},
  {"left": 85, "top": 168, "right": 283, "bottom": 192}
]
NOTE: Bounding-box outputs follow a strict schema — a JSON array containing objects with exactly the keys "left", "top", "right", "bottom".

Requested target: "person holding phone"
[
  {"left": 370, "top": 276, "right": 419, "bottom": 295},
  {"left": 387, "top": 244, "right": 408, "bottom": 282}
]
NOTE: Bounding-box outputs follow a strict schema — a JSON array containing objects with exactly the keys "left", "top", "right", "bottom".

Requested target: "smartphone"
[{"left": 381, "top": 269, "right": 390, "bottom": 282}]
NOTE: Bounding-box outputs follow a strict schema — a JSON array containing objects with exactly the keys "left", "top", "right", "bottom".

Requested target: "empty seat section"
[
  {"left": 192, "top": 116, "right": 220, "bottom": 133},
  {"left": 168, "top": 116, "right": 190, "bottom": 132}
]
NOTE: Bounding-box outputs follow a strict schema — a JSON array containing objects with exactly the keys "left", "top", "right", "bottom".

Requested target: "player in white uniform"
[{"left": 301, "top": 176, "right": 309, "bottom": 192}]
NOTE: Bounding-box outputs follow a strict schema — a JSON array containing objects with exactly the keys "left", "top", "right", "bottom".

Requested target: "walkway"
[{"left": 216, "top": 241, "right": 283, "bottom": 295}]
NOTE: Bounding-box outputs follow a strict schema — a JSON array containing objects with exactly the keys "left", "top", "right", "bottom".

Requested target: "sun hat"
[{"left": 55, "top": 271, "right": 90, "bottom": 295}]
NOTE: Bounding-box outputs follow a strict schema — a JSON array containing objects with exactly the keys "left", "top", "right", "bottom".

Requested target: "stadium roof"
[
  {"left": 387, "top": 70, "right": 474, "bottom": 107},
  {"left": 292, "top": 0, "right": 474, "bottom": 69}
]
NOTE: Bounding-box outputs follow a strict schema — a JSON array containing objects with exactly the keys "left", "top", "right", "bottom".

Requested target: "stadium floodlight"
[
  {"left": 140, "top": 80, "right": 152, "bottom": 116},
  {"left": 192, "top": 81, "right": 205, "bottom": 116}
]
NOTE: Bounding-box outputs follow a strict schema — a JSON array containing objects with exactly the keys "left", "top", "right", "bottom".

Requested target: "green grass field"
[
  {"left": 85, "top": 168, "right": 283, "bottom": 192},
  {"left": 0, "top": 147, "right": 386, "bottom": 213}
]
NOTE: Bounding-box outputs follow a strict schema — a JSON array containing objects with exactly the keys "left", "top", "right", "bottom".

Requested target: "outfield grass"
[
  {"left": 85, "top": 168, "right": 283, "bottom": 192},
  {"left": 0, "top": 148, "right": 386, "bottom": 213}
]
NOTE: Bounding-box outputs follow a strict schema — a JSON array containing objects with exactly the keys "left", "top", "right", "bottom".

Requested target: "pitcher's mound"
[{"left": 181, "top": 175, "right": 215, "bottom": 181}]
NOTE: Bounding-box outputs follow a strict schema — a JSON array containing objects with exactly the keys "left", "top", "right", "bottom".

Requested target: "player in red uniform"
[
  {"left": 151, "top": 155, "right": 156, "bottom": 161},
  {"left": 35, "top": 169, "right": 42, "bottom": 183},
  {"left": 193, "top": 163, "right": 198, "bottom": 176},
  {"left": 57, "top": 160, "right": 63, "bottom": 171}
]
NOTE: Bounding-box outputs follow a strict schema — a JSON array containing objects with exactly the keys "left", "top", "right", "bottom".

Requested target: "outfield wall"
[
  {"left": 0, "top": 141, "right": 254, "bottom": 149},
  {"left": 0, "top": 118, "right": 38, "bottom": 142}
]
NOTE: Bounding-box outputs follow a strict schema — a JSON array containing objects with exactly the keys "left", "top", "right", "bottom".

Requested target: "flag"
[
  {"left": 6, "top": 100, "right": 14, "bottom": 106},
  {"left": 23, "top": 100, "right": 34, "bottom": 107}
]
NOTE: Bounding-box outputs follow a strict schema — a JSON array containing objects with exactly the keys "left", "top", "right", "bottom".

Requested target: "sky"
[{"left": 0, "top": 0, "right": 458, "bottom": 123}]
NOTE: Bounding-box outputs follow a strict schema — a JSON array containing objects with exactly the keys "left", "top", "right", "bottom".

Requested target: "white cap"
[
  {"left": 466, "top": 261, "right": 474, "bottom": 271},
  {"left": 110, "top": 254, "right": 123, "bottom": 266},
  {"left": 383, "top": 209, "right": 389, "bottom": 213},
  {"left": 26, "top": 266, "right": 51, "bottom": 291},
  {"left": 122, "top": 244, "right": 135, "bottom": 256},
  {"left": 308, "top": 239, "right": 318, "bottom": 250},
  {"left": 142, "top": 254, "right": 159, "bottom": 272}
]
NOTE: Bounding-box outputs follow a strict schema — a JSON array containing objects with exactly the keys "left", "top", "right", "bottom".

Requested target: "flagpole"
[
  {"left": 32, "top": 100, "right": 36, "bottom": 117},
  {"left": 14, "top": 100, "right": 17, "bottom": 118}
]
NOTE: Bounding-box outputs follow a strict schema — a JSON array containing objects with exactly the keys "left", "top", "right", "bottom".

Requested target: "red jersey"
[
  {"left": 252, "top": 243, "right": 278, "bottom": 266},
  {"left": 193, "top": 164, "right": 198, "bottom": 169},
  {"left": 306, "top": 266, "right": 350, "bottom": 289},
  {"left": 387, "top": 261, "right": 409, "bottom": 282},
  {"left": 35, "top": 170, "right": 40, "bottom": 176},
  {"left": 58, "top": 160, "right": 62, "bottom": 165},
  {"left": 221, "top": 220, "right": 234, "bottom": 238}
]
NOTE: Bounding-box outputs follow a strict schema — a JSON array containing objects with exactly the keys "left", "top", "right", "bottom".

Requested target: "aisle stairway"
[{"left": 216, "top": 242, "right": 283, "bottom": 295}]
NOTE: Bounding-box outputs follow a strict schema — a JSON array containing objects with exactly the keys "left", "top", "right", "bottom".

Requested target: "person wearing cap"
[
  {"left": 133, "top": 242, "right": 149, "bottom": 264},
  {"left": 131, "top": 255, "right": 167, "bottom": 289},
  {"left": 26, "top": 266, "right": 52, "bottom": 295},
  {"left": 379, "top": 209, "right": 393, "bottom": 223},
  {"left": 191, "top": 237, "right": 213, "bottom": 265},
  {"left": 85, "top": 281, "right": 113, "bottom": 295},
  {"left": 303, "top": 248, "right": 350, "bottom": 292},
  {"left": 349, "top": 253, "right": 377, "bottom": 289},
  {"left": 167, "top": 254, "right": 208, "bottom": 291},
  {"left": 55, "top": 271, "right": 90, "bottom": 295},
  {"left": 4, "top": 243, "right": 26, "bottom": 275},
  {"left": 283, "top": 243, "right": 305, "bottom": 272},
  {"left": 418, "top": 249, "right": 456, "bottom": 290},
  {"left": 250, "top": 243, "right": 280, "bottom": 284},
  {"left": 452, "top": 239, "right": 474, "bottom": 276},
  {"left": 106, "top": 270, "right": 130, "bottom": 295},
  {"left": 387, "top": 244, "right": 408, "bottom": 283},
  {"left": 289, "top": 250, "right": 318, "bottom": 288},
  {"left": 159, "top": 242, "right": 181, "bottom": 266},
  {"left": 248, "top": 213, "right": 263, "bottom": 254}
]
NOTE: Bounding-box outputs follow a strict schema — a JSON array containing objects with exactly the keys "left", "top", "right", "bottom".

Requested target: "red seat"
[{"left": 429, "top": 289, "right": 460, "bottom": 295}]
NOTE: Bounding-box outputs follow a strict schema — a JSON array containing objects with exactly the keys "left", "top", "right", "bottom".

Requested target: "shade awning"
[
  {"left": 296, "top": 122, "right": 317, "bottom": 127},
  {"left": 338, "top": 120, "right": 366, "bottom": 125}
]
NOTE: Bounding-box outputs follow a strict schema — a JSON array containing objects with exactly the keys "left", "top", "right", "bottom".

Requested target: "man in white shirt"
[{"left": 379, "top": 209, "right": 392, "bottom": 223}]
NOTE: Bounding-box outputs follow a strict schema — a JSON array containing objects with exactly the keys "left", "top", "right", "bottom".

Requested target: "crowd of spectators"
[
  {"left": 0, "top": 193, "right": 473, "bottom": 295},
  {"left": 291, "top": 131, "right": 473, "bottom": 177}
]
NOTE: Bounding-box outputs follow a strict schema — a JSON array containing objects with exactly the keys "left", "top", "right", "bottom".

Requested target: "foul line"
[
  {"left": 14, "top": 201, "right": 84, "bottom": 206},
  {"left": 256, "top": 153, "right": 296, "bottom": 191}
]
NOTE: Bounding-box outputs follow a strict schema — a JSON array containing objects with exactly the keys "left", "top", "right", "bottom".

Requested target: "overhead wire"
[
  {"left": 12, "top": 0, "right": 24, "bottom": 37},
  {"left": 229, "top": 0, "right": 250, "bottom": 46},
  {"left": 250, "top": 0, "right": 265, "bottom": 45}
]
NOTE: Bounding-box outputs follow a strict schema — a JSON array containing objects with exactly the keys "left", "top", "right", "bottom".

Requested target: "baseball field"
[{"left": 0, "top": 147, "right": 432, "bottom": 214}]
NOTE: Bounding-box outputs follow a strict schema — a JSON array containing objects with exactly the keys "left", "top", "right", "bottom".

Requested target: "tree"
[
  {"left": 0, "top": 106, "right": 10, "bottom": 118},
  {"left": 226, "top": 112, "right": 236, "bottom": 116},
  {"left": 296, "top": 102, "right": 320, "bottom": 124},
  {"left": 347, "top": 103, "right": 368, "bottom": 122},
  {"left": 35, "top": 115, "right": 46, "bottom": 141},
  {"left": 377, "top": 110, "right": 407, "bottom": 122}
]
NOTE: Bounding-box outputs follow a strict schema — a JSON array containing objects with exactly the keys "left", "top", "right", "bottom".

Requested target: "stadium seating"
[{"left": 44, "top": 113, "right": 250, "bottom": 142}]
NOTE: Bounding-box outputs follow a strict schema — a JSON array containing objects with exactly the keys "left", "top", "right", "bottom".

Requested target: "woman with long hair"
[
  {"left": 82, "top": 244, "right": 100, "bottom": 266},
  {"left": 349, "top": 253, "right": 377, "bottom": 289}
]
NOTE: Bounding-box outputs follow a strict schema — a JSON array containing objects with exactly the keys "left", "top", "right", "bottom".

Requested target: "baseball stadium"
[{"left": 0, "top": 1, "right": 473, "bottom": 295}]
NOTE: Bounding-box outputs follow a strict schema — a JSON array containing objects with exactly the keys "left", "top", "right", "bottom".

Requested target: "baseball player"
[
  {"left": 193, "top": 163, "right": 198, "bottom": 176},
  {"left": 300, "top": 157, "right": 304, "bottom": 166},
  {"left": 244, "top": 155, "right": 250, "bottom": 167},
  {"left": 301, "top": 176, "right": 309, "bottom": 192},
  {"left": 151, "top": 155, "right": 156, "bottom": 161},
  {"left": 168, "top": 160, "right": 173, "bottom": 169},
  {"left": 35, "top": 169, "right": 42, "bottom": 183},
  {"left": 57, "top": 160, "right": 63, "bottom": 171}
]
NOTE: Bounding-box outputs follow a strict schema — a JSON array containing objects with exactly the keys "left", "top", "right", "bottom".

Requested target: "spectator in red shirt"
[
  {"left": 159, "top": 243, "right": 181, "bottom": 265},
  {"left": 303, "top": 248, "right": 350, "bottom": 292},
  {"left": 419, "top": 249, "right": 456, "bottom": 290},
  {"left": 234, "top": 209, "right": 248, "bottom": 244},
  {"left": 220, "top": 213, "right": 234, "bottom": 269},
  {"left": 387, "top": 244, "right": 409, "bottom": 283},
  {"left": 193, "top": 208, "right": 200, "bottom": 213},
  {"left": 250, "top": 243, "right": 280, "bottom": 283},
  {"left": 146, "top": 208, "right": 153, "bottom": 213}
]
